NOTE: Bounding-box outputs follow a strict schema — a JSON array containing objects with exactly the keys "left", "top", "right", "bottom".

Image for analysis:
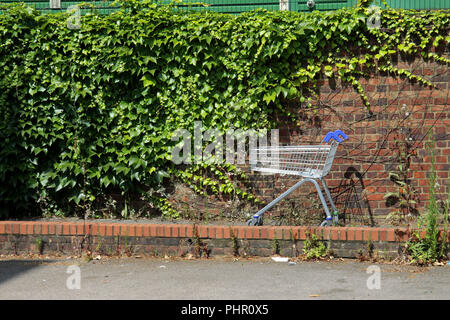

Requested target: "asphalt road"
[{"left": 0, "top": 256, "right": 448, "bottom": 300}]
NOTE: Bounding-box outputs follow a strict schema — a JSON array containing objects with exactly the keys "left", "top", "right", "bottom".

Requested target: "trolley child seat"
[{"left": 247, "top": 130, "right": 348, "bottom": 227}]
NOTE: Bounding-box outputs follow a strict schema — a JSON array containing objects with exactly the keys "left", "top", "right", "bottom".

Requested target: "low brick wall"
[{"left": 1, "top": 221, "right": 449, "bottom": 259}]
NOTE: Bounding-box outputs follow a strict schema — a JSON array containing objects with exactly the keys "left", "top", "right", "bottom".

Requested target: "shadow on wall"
[{"left": 334, "top": 166, "right": 375, "bottom": 227}]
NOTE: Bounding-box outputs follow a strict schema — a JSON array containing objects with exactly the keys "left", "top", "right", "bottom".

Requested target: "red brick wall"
[
  {"left": 1, "top": 221, "right": 449, "bottom": 258},
  {"left": 166, "top": 55, "right": 448, "bottom": 227},
  {"left": 245, "top": 55, "right": 449, "bottom": 227}
]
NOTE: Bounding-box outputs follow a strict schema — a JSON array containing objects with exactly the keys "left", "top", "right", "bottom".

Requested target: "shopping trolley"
[{"left": 247, "top": 130, "right": 348, "bottom": 227}]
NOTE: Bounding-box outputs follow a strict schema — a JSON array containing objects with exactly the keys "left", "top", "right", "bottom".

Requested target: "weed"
[
  {"left": 406, "top": 131, "right": 448, "bottom": 265},
  {"left": 367, "top": 240, "right": 374, "bottom": 259},
  {"left": 356, "top": 241, "right": 375, "bottom": 262},
  {"left": 193, "top": 224, "right": 201, "bottom": 258},
  {"left": 357, "top": 248, "right": 365, "bottom": 261},
  {"left": 230, "top": 227, "right": 239, "bottom": 256},
  {"left": 191, "top": 224, "right": 210, "bottom": 258},
  {"left": 123, "top": 232, "right": 132, "bottom": 257},
  {"left": 94, "top": 240, "right": 104, "bottom": 255},
  {"left": 384, "top": 114, "right": 419, "bottom": 226},
  {"left": 302, "top": 232, "right": 327, "bottom": 260},
  {"left": 290, "top": 230, "right": 299, "bottom": 257},
  {"left": 439, "top": 192, "right": 449, "bottom": 260},
  {"left": 35, "top": 238, "right": 43, "bottom": 254},
  {"left": 272, "top": 238, "right": 280, "bottom": 255}
]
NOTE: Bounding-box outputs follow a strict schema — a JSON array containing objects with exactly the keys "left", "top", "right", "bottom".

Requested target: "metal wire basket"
[{"left": 251, "top": 143, "right": 338, "bottom": 178}]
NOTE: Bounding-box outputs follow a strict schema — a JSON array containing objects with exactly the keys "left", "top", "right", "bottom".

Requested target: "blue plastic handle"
[
  {"left": 322, "top": 132, "right": 338, "bottom": 143},
  {"left": 322, "top": 130, "right": 348, "bottom": 143},
  {"left": 334, "top": 130, "right": 348, "bottom": 141}
]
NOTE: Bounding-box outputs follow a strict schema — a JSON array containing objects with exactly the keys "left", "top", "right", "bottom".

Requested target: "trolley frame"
[{"left": 247, "top": 130, "right": 348, "bottom": 226}]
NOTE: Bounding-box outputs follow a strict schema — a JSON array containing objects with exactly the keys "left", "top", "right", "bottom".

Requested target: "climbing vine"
[{"left": 0, "top": 1, "right": 448, "bottom": 218}]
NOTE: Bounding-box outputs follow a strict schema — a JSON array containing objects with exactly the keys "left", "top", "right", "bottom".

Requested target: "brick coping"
[{"left": 0, "top": 221, "right": 449, "bottom": 243}]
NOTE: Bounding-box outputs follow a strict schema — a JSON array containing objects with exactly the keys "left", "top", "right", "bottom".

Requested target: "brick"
[
  {"left": 355, "top": 229, "right": 363, "bottom": 241},
  {"left": 170, "top": 225, "right": 179, "bottom": 238},
  {"left": 239, "top": 227, "right": 249, "bottom": 239},
  {"left": 135, "top": 225, "right": 143, "bottom": 237},
  {"left": 322, "top": 228, "right": 331, "bottom": 240},
  {"left": 223, "top": 227, "right": 231, "bottom": 239},
  {"left": 274, "top": 227, "right": 283, "bottom": 240},
  {"left": 240, "top": 227, "right": 250, "bottom": 239},
  {"left": 387, "top": 229, "right": 396, "bottom": 242},
  {"left": 19, "top": 224, "right": 27, "bottom": 234},
  {"left": 156, "top": 225, "right": 165, "bottom": 237},
  {"left": 313, "top": 227, "right": 324, "bottom": 240},
  {"left": 346, "top": 228, "right": 354, "bottom": 241},
  {"left": 112, "top": 225, "right": 121, "bottom": 236},
  {"left": 367, "top": 194, "right": 385, "bottom": 201},
  {"left": 233, "top": 226, "right": 246, "bottom": 239},
  {"left": 57, "top": 223, "right": 65, "bottom": 235},
  {"left": 149, "top": 225, "right": 158, "bottom": 237},
  {"left": 330, "top": 228, "right": 339, "bottom": 241},
  {"left": 34, "top": 223, "right": 43, "bottom": 235},
  {"left": 259, "top": 227, "right": 268, "bottom": 239},
  {"left": 0, "top": 223, "right": 5, "bottom": 234},
  {"left": 362, "top": 228, "right": 371, "bottom": 241},
  {"left": 215, "top": 226, "right": 224, "bottom": 239},
  {"left": 186, "top": 225, "right": 194, "bottom": 237},
  {"left": 198, "top": 225, "right": 208, "bottom": 238},
  {"left": 281, "top": 227, "right": 292, "bottom": 240},
  {"left": 26, "top": 223, "right": 35, "bottom": 235},
  {"left": 209, "top": 226, "right": 217, "bottom": 238},
  {"left": 48, "top": 223, "right": 55, "bottom": 235},
  {"left": 116, "top": 224, "right": 125, "bottom": 236},
  {"left": 143, "top": 225, "right": 151, "bottom": 237},
  {"left": 61, "top": 223, "right": 70, "bottom": 235},
  {"left": 298, "top": 228, "right": 307, "bottom": 240},
  {"left": 379, "top": 229, "right": 387, "bottom": 241},
  {"left": 76, "top": 224, "right": 84, "bottom": 235},
  {"left": 267, "top": 227, "right": 275, "bottom": 239},
  {"left": 12, "top": 223, "right": 20, "bottom": 234},
  {"left": 254, "top": 227, "right": 264, "bottom": 239},
  {"left": 367, "top": 229, "right": 377, "bottom": 241},
  {"left": 127, "top": 225, "right": 136, "bottom": 237},
  {"left": 69, "top": 223, "right": 77, "bottom": 235},
  {"left": 338, "top": 228, "right": 347, "bottom": 241},
  {"left": 289, "top": 228, "right": 300, "bottom": 240},
  {"left": 94, "top": 224, "right": 103, "bottom": 236},
  {"left": 105, "top": 224, "right": 114, "bottom": 236}
]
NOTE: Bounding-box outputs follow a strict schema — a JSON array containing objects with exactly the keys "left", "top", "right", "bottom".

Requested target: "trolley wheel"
[
  {"left": 319, "top": 219, "right": 332, "bottom": 227},
  {"left": 247, "top": 215, "right": 263, "bottom": 226}
]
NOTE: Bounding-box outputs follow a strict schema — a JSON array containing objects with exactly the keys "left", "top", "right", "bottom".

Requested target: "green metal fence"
[{"left": 1, "top": 0, "right": 449, "bottom": 15}]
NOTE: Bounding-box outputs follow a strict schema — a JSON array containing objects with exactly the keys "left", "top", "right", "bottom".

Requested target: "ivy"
[{"left": 0, "top": 1, "right": 448, "bottom": 218}]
